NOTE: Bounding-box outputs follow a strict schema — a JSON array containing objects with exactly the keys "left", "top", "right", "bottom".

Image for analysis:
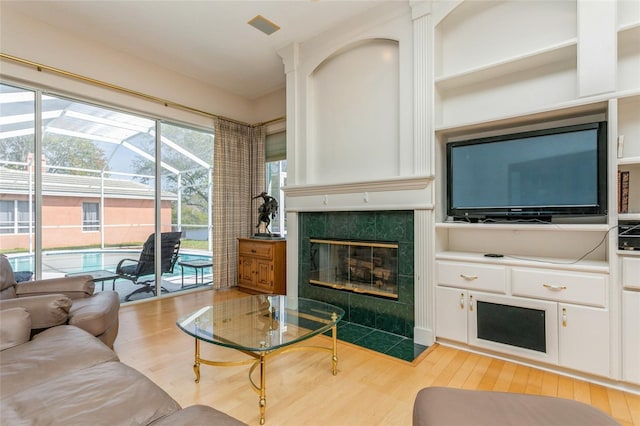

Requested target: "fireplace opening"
[{"left": 309, "top": 238, "right": 398, "bottom": 299}]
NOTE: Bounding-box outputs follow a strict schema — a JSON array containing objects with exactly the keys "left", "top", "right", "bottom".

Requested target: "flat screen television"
[{"left": 446, "top": 121, "right": 608, "bottom": 222}]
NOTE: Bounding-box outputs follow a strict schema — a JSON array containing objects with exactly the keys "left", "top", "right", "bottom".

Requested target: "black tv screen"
[{"left": 447, "top": 122, "right": 607, "bottom": 221}]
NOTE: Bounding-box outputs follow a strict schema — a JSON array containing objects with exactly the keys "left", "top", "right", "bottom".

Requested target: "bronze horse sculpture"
[{"left": 253, "top": 192, "right": 279, "bottom": 235}]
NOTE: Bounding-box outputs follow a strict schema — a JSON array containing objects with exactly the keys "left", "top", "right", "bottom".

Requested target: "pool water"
[{"left": 8, "top": 250, "right": 212, "bottom": 279}]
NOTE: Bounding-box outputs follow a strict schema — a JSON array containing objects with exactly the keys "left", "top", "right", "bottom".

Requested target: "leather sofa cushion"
[
  {"left": 150, "top": 404, "right": 247, "bottom": 426},
  {"left": 0, "top": 308, "right": 31, "bottom": 351},
  {"left": 413, "top": 387, "right": 619, "bottom": 426},
  {"left": 16, "top": 275, "right": 95, "bottom": 299},
  {"left": 69, "top": 291, "right": 120, "bottom": 337},
  {"left": 1, "top": 361, "right": 181, "bottom": 426},
  {"left": 0, "top": 293, "right": 71, "bottom": 329},
  {"left": 0, "top": 325, "right": 118, "bottom": 399},
  {"left": 0, "top": 254, "right": 17, "bottom": 299}
]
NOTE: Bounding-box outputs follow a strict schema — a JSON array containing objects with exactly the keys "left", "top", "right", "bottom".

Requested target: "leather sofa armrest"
[
  {"left": 16, "top": 275, "right": 95, "bottom": 300},
  {"left": 149, "top": 405, "right": 247, "bottom": 426},
  {"left": 0, "top": 294, "right": 72, "bottom": 329},
  {"left": 0, "top": 307, "right": 31, "bottom": 351}
]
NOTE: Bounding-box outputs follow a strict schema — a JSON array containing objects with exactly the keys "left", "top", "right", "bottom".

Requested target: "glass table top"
[{"left": 177, "top": 295, "right": 345, "bottom": 352}]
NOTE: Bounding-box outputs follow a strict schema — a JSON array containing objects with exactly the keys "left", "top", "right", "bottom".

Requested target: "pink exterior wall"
[{"left": 0, "top": 195, "right": 173, "bottom": 251}]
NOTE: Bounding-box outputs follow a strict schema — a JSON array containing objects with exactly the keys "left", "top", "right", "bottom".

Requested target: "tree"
[
  {"left": 42, "top": 134, "right": 108, "bottom": 174},
  {"left": 132, "top": 124, "right": 213, "bottom": 226},
  {"left": 0, "top": 136, "right": 34, "bottom": 168},
  {"left": 0, "top": 134, "right": 108, "bottom": 175}
]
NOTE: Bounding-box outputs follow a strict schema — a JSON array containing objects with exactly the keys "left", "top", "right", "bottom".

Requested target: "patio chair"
[{"left": 116, "top": 232, "right": 182, "bottom": 301}]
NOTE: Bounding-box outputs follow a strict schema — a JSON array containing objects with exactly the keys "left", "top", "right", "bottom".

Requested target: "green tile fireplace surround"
[{"left": 298, "top": 211, "right": 415, "bottom": 338}]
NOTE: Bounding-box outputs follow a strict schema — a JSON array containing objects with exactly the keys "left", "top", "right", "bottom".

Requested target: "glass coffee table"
[{"left": 176, "top": 295, "right": 344, "bottom": 424}]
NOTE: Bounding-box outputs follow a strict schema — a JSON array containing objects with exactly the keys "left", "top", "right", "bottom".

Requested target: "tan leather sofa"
[
  {"left": 0, "top": 254, "right": 119, "bottom": 348},
  {"left": 413, "top": 387, "right": 619, "bottom": 426},
  {"left": 0, "top": 310, "right": 245, "bottom": 425}
]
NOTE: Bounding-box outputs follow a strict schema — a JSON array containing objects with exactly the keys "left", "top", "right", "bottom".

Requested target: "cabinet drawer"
[
  {"left": 437, "top": 261, "right": 507, "bottom": 293},
  {"left": 239, "top": 242, "right": 273, "bottom": 259},
  {"left": 622, "top": 257, "right": 640, "bottom": 290},
  {"left": 511, "top": 268, "right": 607, "bottom": 307}
]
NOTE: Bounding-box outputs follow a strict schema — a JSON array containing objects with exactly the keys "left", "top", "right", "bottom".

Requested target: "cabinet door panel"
[
  {"left": 558, "top": 304, "right": 610, "bottom": 377},
  {"left": 622, "top": 258, "right": 640, "bottom": 290},
  {"left": 622, "top": 291, "right": 640, "bottom": 384},
  {"left": 256, "top": 260, "right": 273, "bottom": 290},
  {"left": 436, "top": 287, "right": 468, "bottom": 343},
  {"left": 239, "top": 257, "right": 255, "bottom": 285}
]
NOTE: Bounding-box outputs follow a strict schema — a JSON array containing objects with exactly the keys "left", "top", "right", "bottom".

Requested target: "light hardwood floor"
[{"left": 114, "top": 289, "right": 640, "bottom": 426}]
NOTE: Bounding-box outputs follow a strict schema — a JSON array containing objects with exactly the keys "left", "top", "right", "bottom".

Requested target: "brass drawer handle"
[
  {"left": 460, "top": 274, "right": 478, "bottom": 281},
  {"left": 543, "top": 284, "right": 567, "bottom": 291}
]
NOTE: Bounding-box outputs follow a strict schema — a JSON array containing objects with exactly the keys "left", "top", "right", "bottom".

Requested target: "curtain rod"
[{"left": 0, "top": 52, "right": 285, "bottom": 128}]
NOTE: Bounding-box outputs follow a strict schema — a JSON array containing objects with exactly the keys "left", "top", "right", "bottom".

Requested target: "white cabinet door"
[
  {"left": 558, "top": 303, "right": 610, "bottom": 377},
  {"left": 622, "top": 258, "right": 640, "bottom": 290},
  {"left": 622, "top": 291, "right": 640, "bottom": 384},
  {"left": 436, "top": 286, "right": 468, "bottom": 343}
]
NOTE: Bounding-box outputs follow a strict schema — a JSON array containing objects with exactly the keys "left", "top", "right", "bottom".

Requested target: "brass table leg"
[
  {"left": 331, "top": 313, "right": 339, "bottom": 375},
  {"left": 259, "top": 353, "right": 266, "bottom": 425},
  {"left": 194, "top": 338, "right": 201, "bottom": 383}
]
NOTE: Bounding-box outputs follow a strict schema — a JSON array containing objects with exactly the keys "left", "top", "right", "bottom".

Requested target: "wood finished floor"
[{"left": 114, "top": 289, "right": 640, "bottom": 426}]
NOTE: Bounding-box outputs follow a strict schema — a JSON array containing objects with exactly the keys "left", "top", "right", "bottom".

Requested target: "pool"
[{"left": 7, "top": 250, "right": 212, "bottom": 280}]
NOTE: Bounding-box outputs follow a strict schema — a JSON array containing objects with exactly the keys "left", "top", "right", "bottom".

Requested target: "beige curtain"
[{"left": 212, "top": 118, "right": 265, "bottom": 289}]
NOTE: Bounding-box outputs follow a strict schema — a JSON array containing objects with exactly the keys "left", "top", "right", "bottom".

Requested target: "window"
[
  {"left": 265, "top": 130, "right": 286, "bottom": 235},
  {"left": 82, "top": 202, "right": 100, "bottom": 232},
  {"left": 0, "top": 200, "right": 14, "bottom": 234},
  {"left": 1, "top": 82, "right": 214, "bottom": 301},
  {"left": 0, "top": 200, "right": 33, "bottom": 234}
]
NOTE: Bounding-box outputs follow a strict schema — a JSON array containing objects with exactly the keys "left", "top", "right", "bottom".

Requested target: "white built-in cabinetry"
[
  {"left": 436, "top": 255, "right": 610, "bottom": 377},
  {"left": 621, "top": 258, "right": 640, "bottom": 384},
  {"left": 432, "top": 0, "right": 640, "bottom": 387}
]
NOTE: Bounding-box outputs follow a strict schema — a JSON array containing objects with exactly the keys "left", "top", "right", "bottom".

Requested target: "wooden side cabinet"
[{"left": 238, "top": 238, "right": 286, "bottom": 295}]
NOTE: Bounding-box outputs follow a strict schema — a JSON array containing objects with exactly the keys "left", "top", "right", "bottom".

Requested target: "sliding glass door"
[{"left": 0, "top": 82, "right": 213, "bottom": 302}]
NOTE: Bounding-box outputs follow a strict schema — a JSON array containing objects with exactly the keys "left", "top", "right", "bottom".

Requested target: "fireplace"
[
  {"left": 310, "top": 238, "right": 399, "bottom": 299},
  {"left": 298, "top": 211, "right": 414, "bottom": 337}
]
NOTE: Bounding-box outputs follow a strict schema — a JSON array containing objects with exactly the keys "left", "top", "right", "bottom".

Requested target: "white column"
[
  {"left": 277, "top": 43, "right": 301, "bottom": 186},
  {"left": 278, "top": 43, "right": 301, "bottom": 298},
  {"left": 412, "top": 1, "right": 432, "bottom": 176},
  {"left": 577, "top": 0, "right": 616, "bottom": 97},
  {"left": 411, "top": 1, "right": 434, "bottom": 345},
  {"left": 285, "top": 212, "right": 299, "bottom": 299},
  {"left": 414, "top": 209, "right": 433, "bottom": 345}
]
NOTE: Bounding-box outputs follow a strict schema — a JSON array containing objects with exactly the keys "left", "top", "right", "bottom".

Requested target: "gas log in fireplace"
[{"left": 309, "top": 239, "right": 399, "bottom": 299}]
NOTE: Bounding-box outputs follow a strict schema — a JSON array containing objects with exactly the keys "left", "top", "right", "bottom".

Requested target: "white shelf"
[
  {"left": 435, "top": 39, "right": 577, "bottom": 91},
  {"left": 435, "top": 97, "right": 609, "bottom": 134},
  {"left": 619, "top": 213, "right": 640, "bottom": 221},
  {"left": 618, "top": 21, "right": 640, "bottom": 34},
  {"left": 436, "top": 251, "right": 609, "bottom": 273},
  {"left": 618, "top": 157, "right": 640, "bottom": 166},
  {"left": 436, "top": 221, "right": 609, "bottom": 232},
  {"left": 618, "top": 249, "right": 640, "bottom": 257}
]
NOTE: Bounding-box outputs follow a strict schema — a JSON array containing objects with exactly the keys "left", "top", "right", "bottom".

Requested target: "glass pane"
[
  {"left": 0, "top": 84, "right": 35, "bottom": 263},
  {"left": 160, "top": 122, "right": 213, "bottom": 294},
  {"left": 310, "top": 239, "right": 399, "bottom": 299},
  {"left": 1, "top": 86, "right": 215, "bottom": 303},
  {"left": 266, "top": 159, "right": 286, "bottom": 235},
  {"left": 35, "top": 94, "right": 159, "bottom": 300}
]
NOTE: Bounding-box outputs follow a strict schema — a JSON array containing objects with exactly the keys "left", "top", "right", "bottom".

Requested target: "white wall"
[
  {"left": 0, "top": 7, "right": 283, "bottom": 126},
  {"left": 309, "top": 39, "right": 399, "bottom": 184},
  {"left": 281, "top": 2, "right": 416, "bottom": 188}
]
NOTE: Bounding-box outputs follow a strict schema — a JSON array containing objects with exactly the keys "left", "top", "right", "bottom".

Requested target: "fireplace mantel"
[
  {"left": 283, "top": 175, "right": 433, "bottom": 197},
  {"left": 283, "top": 175, "right": 434, "bottom": 213}
]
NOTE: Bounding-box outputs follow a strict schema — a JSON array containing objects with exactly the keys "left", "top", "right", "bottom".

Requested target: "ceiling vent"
[{"left": 248, "top": 15, "right": 280, "bottom": 36}]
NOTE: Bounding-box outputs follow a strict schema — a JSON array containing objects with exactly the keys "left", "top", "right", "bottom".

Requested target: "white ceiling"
[{"left": 2, "top": 1, "right": 392, "bottom": 100}]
